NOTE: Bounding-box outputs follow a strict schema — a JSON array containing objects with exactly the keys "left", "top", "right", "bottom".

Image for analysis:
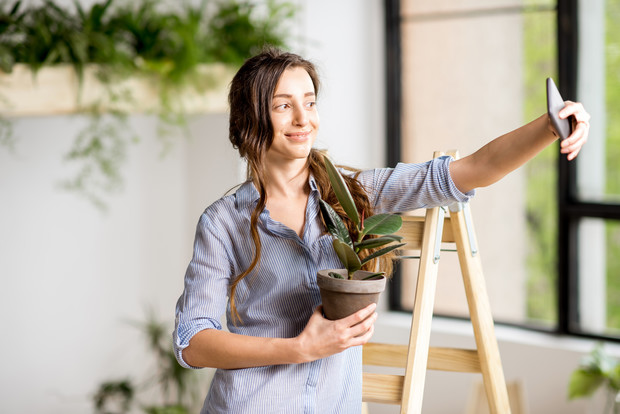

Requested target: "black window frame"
[{"left": 385, "top": 0, "right": 620, "bottom": 342}]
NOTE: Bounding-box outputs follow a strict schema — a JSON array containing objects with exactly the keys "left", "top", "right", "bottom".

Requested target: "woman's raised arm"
[{"left": 449, "top": 101, "right": 590, "bottom": 194}]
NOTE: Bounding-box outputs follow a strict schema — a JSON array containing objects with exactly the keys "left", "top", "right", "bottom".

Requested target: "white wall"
[
  {"left": 290, "top": 0, "right": 386, "bottom": 169},
  {"left": 0, "top": 113, "right": 237, "bottom": 412}
]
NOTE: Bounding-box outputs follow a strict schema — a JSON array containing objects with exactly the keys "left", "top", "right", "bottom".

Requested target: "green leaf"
[
  {"left": 360, "top": 242, "right": 406, "bottom": 265},
  {"left": 0, "top": 45, "right": 15, "bottom": 73},
  {"left": 323, "top": 156, "right": 360, "bottom": 228},
  {"left": 93, "top": 379, "right": 134, "bottom": 412},
  {"left": 568, "top": 368, "right": 606, "bottom": 399},
  {"left": 319, "top": 199, "right": 352, "bottom": 246},
  {"left": 328, "top": 271, "right": 345, "bottom": 279},
  {"left": 361, "top": 272, "right": 385, "bottom": 280},
  {"left": 355, "top": 235, "right": 403, "bottom": 251},
  {"left": 332, "top": 239, "right": 361, "bottom": 275},
  {"left": 586, "top": 343, "right": 617, "bottom": 374},
  {"left": 9, "top": 1, "right": 23, "bottom": 17},
  {"left": 362, "top": 214, "right": 403, "bottom": 236}
]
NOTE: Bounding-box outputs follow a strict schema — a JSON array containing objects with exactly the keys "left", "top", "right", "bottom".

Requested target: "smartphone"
[{"left": 546, "top": 77, "right": 572, "bottom": 140}]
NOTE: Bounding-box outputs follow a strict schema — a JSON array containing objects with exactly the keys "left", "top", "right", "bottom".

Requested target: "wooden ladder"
[{"left": 362, "top": 151, "right": 511, "bottom": 414}]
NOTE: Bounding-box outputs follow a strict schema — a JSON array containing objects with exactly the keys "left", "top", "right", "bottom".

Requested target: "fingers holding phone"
[{"left": 546, "top": 78, "right": 590, "bottom": 160}]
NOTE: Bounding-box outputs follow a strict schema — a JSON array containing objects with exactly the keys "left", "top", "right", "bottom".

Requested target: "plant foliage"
[
  {"left": 0, "top": 0, "right": 295, "bottom": 75},
  {"left": 93, "top": 312, "right": 201, "bottom": 414},
  {"left": 0, "top": 0, "right": 296, "bottom": 208},
  {"left": 319, "top": 156, "right": 405, "bottom": 280},
  {"left": 568, "top": 343, "right": 620, "bottom": 413}
]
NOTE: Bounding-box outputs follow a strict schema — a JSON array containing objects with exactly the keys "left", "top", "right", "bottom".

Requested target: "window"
[
  {"left": 386, "top": 0, "right": 620, "bottom": 341},
  {"left": 561, "top": 0, "right": 620, "bottom": 339}
]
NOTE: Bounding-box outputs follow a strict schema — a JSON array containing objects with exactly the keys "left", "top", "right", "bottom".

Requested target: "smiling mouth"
[{"left": 285, "top": 131, "right": 312, "bottom": 141}]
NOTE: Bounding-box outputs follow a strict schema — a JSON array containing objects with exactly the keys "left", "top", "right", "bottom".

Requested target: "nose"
[{"left": 293, "top": 106, "right": 308, "bottom": 126}]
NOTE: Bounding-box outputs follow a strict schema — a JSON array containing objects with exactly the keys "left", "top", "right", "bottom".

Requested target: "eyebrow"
[{"left": 273, "top": 92, "right": 316, "bottom": 99}]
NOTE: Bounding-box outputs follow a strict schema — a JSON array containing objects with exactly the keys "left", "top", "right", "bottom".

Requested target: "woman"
[{"left": 173, "top": 48, "right": 589, "bottom": 413}]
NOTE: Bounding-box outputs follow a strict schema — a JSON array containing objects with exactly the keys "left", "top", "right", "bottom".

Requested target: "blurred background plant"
[
  {"left": 93, "top": 312, "right": 202, "bottom": 414},
  {"left": 568, "top": 343, "right": 620, "bottom": 414},
  {"left": 0, "top": 0, "right": 296, "bottom": 208}
]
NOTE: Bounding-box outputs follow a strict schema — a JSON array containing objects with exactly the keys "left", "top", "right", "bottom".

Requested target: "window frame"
[{"left": 385, "top": 0, "right": 620, "bottom": 342}]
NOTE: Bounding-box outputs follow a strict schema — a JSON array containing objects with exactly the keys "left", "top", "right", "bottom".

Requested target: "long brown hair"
[{"left": 228, "top": 47, "right": 393, "bottom": 322}]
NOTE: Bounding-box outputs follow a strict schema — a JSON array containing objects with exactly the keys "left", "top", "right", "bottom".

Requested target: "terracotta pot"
[{"left": 316, "top": 269, "right": 386, "bottom": 320}]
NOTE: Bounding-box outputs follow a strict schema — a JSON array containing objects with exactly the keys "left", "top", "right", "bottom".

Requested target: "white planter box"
[{"left": 0, "top": 63, "right": 234, "bottom": 117}]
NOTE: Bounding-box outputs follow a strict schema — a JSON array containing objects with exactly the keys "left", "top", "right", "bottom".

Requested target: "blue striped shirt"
[{"left": 173, "top": 156, "right": 473, "bottom": 413}]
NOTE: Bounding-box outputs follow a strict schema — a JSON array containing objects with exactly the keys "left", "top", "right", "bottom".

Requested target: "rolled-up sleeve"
[
  {"left": 173, "top": 210, "right": 233, "bottom": 369},
  {"left": 356, "top": 156, "right": 474, "bottom": 213}
]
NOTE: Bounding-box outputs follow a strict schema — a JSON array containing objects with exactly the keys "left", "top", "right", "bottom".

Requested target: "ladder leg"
[
  {"left": 400, "top": 206, "right": 444, "bottom": 414},
  {"left": 450, "top": 204, "right": 511, "bottom": 414}
]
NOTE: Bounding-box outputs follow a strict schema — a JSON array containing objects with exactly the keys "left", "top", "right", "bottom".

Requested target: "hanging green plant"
[{"left": 0, "top": 0, "right": 297, "bottom": 208}]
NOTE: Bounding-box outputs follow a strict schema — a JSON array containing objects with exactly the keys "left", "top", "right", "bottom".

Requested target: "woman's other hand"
[{"left": 295, "top": 303, "right": 377, "bottom": 363}]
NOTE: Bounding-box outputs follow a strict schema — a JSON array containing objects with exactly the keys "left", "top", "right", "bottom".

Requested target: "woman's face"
[{"left": 266, "top": 66, "right": 319, "bottom": 164}]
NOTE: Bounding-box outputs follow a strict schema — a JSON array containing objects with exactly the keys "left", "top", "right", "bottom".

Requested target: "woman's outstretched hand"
[
  {"left": 556, "top": 100, "right": 591, "bottom": 161},
  {"left": 295, "top": 303, "right": 377, "bottom": 363}
]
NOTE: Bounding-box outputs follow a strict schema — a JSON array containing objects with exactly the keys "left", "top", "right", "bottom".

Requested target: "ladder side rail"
[
  {"left": 399, "top": 205, "right": 444, "bottom": 414},
  {"left": 450, "top": 202, "right": 511, "bottom": 414}
]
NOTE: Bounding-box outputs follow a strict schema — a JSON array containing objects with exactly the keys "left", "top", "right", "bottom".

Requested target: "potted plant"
[
  {"left": 317, "top": 156, "right": 405, "bottom": 320},
  {"left": 568, "top": 343, "right": 620, "bottom": 414},
  {"left": 93, "top": 312, "right": 203, "bottom": 414}
]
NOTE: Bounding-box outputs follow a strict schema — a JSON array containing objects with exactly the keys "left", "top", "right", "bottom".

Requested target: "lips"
[{"left": 285, "top": 131, "right": 312, "bottom": 142}]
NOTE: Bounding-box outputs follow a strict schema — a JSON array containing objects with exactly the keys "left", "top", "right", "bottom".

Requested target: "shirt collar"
[
  {"left": 235, "top": 180, "right": 259, "bottom": 209},
  {"left": 309, "top": 174, "right": 319, "bottom": 193}
]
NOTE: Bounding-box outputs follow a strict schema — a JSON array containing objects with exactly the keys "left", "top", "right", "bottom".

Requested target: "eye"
[
  {"left": 274, "top": 103, "right": 290, "bottom": 111},
  {"left": 306, "top": 101, "right": 316, "bottom": 108}
]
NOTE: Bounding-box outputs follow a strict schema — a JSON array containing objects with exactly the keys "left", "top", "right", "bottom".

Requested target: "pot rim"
[{"left": 316, "top": 269, "right": 386, "bottom": 294}]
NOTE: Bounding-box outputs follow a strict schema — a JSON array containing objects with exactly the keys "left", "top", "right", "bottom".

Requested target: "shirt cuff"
[
  {"left": 173, "top": 316, "right": 222, "bottom": 369},
  {"left": 442, "top": 156, "right": 476, "bottom": 202}
]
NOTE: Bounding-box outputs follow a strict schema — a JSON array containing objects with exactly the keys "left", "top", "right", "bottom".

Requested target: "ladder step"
[
  {"left": 363, "top": 342, "right": 407, "bottom": 367},
  {"left": 429, "top": 347, "right": 481, "bottom": 373},
  {"left": 364, "top": 343, "right": 482, "bottom": 373},
  {"left": 362, "top": 372, "right": 404, "bottom": 404},
  {"left": 397, "top": 248, "right": 457, "bottom": 260},
  {"left": 397, "top": 216, "right": 456, "bottom": 249}
]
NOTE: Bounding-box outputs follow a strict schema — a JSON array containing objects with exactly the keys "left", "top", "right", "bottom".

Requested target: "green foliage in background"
[
  {"left": 94, "top": 313, "right": 202, "bottom": 414},
  {"left": 0, "top": 0, "right": 296, "bottom": 208},
  {"left": 605, "top": 0, "right": 620, "bottom": 333},
  {"left": 0, "top": 0, "right": 294, "bottom": 77},
  {"left": 568, "top": 343, "right": 620, "bottom": 413}
]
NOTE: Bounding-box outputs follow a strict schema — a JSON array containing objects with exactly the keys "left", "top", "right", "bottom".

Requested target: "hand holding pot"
[{"left": 295, "top": 303, "right": 378, "bottom": 363}]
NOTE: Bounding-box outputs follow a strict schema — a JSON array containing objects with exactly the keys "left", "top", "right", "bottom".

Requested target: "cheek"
[
  {"left": 270, "top": 114, "right": 286, "bottom": 133},
  {"left": 312, "top": 111, "right": 320, "bottom": 128}
]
